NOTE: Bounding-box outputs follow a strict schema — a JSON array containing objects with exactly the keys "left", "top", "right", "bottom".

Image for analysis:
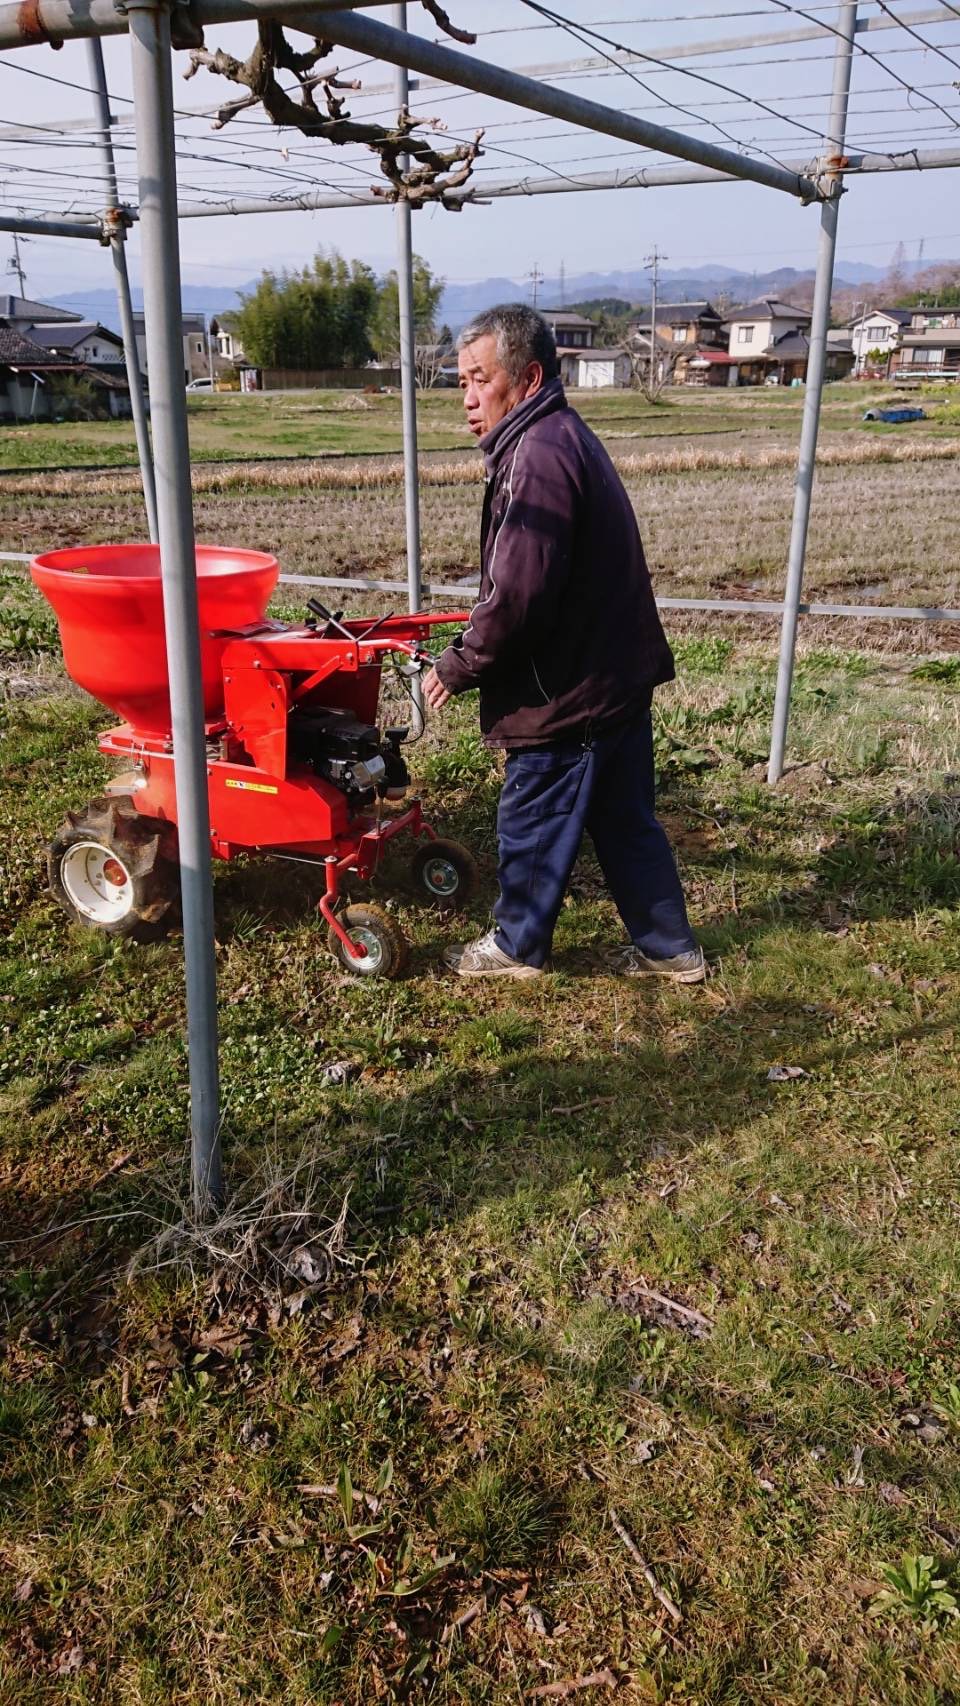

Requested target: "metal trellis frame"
[
  {"left": 2, "top": 0, "right": 958, "bottom": 1203},
  {"left": 86, "top": 37, "right": 159, "bottom": 544},
  {"left": 768, "top": 0, "right": 857, "bottom": 781},
  {"left": 393, "top": 2, "right": 424, "bottom": 636}
]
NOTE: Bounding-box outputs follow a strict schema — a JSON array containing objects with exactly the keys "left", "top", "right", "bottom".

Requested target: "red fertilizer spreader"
[{"left": 32, "top": 544, "right": 476, "bottom": 979}]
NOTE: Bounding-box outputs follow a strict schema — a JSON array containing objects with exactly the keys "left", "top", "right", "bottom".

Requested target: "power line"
[
  {"left": 476, "top": 2, "right": 852, "bottom": 33},
  {"left": 763, "top": 0, "right": 960, "bottom": 128},
  {"left": 872, "top": 0, "right": 960, "bottom": 73},
  {"left": 518, "top": 0, "right": 834, "bottom": 155}
]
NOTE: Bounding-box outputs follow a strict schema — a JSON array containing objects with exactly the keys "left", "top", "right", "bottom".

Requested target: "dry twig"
[
  {"left": 441, "top": 1595, "right": 487, "bottom": 1643},
  {"left": 528, "top": 1672, "right": 618, "bottom": 1699},
  {"left": 609, "top": 1507, "right": 682, "bottom": 1624}
]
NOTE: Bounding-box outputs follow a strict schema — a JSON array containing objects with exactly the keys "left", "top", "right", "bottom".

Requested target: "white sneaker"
[
  {"left": 608, "top": 944, "right": 707, "bottom": 983},
  {"left": 443, "top": 929, "right": 543, "bottom": 979}
]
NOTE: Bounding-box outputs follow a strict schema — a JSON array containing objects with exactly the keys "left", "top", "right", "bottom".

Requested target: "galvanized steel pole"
[
  {"left": 0, "top": 214, "right": 103, "bottom": 239},
  {"left": 393, "top": 3, "right": 424, "bottom": 629},
  {"left": 297, "top": 6, "right": 820, "bottom": 201},
  {"left": 127, "top": 0, "right": 222, "bottom": 1207},
  {"left": 87, "top": 37, "right": 159, "bottom": 545},
  {"left": 0, "top": 0, "right": 395, "bottom": 48},
  {"left": 767, "top": 0, "right": 858, "bottom": 784}
]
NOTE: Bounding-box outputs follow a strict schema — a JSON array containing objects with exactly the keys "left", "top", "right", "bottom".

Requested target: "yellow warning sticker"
[{"left": 225, "top": 778, "right": 278, "bottom": 795}]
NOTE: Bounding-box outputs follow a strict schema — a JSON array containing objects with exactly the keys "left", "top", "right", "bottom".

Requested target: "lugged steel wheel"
[{"left": 48, "top": 795, "right": 179, "bottom": 942}]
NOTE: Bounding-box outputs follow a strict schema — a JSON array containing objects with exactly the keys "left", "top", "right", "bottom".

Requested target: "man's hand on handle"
[{"left": 423, "top": 666, "right": 451, "bottom": 712}]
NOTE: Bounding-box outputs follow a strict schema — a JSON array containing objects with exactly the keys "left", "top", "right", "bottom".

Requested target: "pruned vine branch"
[
  {"left": 419, "top": 0, "right": 476, "bottom": 44},
  {"left": 184, "top": 4, "right": 483, "bottom": 209}
]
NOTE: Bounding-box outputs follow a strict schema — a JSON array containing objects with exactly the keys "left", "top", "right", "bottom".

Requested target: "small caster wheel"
[
  {"left": 48, "top": 795, "right": 179, "bottom": 942},
  {"left": 327, "top": 902, "right": 409, "bottom": 980},
  {"left": 411, "top": 838, "right": 479, "bottom": 913}
]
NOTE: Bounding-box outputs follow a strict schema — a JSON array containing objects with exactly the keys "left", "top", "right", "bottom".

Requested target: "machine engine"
[{"left": 287, "top": 707, "right": 409, "bottom": 802}]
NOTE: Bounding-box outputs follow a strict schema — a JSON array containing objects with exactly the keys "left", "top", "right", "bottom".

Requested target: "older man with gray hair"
[{"left": 423, "top": 303, "right": 703, "bottom": 982}]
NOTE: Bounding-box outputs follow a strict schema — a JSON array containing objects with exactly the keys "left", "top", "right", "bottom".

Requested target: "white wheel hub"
[
  {"left": 346, "top": 926, "right": 385, "bottom": 974},
  {"left": 422, "top": 856, "right": 459, "bottom": 897},
  {"left": 61, "top": 840, "right": 135, "bottom": 924}
]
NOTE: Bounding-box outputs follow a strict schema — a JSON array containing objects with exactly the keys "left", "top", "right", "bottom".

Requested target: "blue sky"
[{"left": 2, "top": 0, "right": 959, "bottom": 306}]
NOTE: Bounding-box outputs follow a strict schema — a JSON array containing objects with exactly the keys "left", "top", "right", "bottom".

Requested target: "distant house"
[
  {"left": 210, "top": 314, "right": 246, "bottom": 372},
  {"left": 849, "top": 307, "right": 911, "bottom": 375},
  {"left": 558, "top": 347, "right": 631, "bottom": 389},
  {"left": 0, "top": 300, "right": 132, "bottom": 420},
  {"left": 133, "top": 310, "right": 209, "bottom": 384},
  {"left": 627, "top": 300, "right": 730, "bottom": 383},
  {"left": 723, "top": 299, "right": 814, "bottom": 384},
  {"left": 541, "top": 310, "right": 596, "bottom": 350},
  {"left": 0, "top": 293, "right": 82, "bottom": 327},
  {"left": 825, "top": 329, "right": 856, "bottom": 380},
  {"left": 892, "top": 306, "right": 960, "bottom": 378},
  {"left": 0, "top": 325, "right": 76, "bottom": 421},
  {"left": 0, "top": 324, "right": 129, "bottom": 421},
  {"left": 629, "top": 300, "right": 725, "bottom": 346},
  {"left": 27, "top": 321, "right": 126, "bottom": 369}
]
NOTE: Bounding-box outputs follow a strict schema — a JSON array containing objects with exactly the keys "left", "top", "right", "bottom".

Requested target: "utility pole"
[
  {"left": 851, "top": 297, "right": 863, "bottom": 371},
  {"left": 206, "top": 314, "right": 216, "bottom": 388},
  {"left": 528, "top": 261, "right": 543, "bottom": 306},
  {"left": 8, "top": 230, "right": 27, "bottom": 296},
  {"left": 644, "top": 245, "right": 666, "bottom": 390},
  {"left": 559, "top": 259, "right": 566, "bottom": 307}
]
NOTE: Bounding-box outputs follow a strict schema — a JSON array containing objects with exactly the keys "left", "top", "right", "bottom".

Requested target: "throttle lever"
[{"left": 305, "top": 597, "right": 355, "bottom": 642}]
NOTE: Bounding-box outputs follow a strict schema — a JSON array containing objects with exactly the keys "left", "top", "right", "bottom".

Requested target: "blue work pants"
[{"left": 493, "top": 711, "right": 696, "bottom": 969}]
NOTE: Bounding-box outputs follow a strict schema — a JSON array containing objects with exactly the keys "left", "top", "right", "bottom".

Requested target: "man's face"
[{"left": 458, "top": 334, "right": 543, "bottom": 439}]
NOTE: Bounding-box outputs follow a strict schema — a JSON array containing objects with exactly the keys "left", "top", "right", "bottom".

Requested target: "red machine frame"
[{"left": 98, "top": 611, "right": 466, "bottom": 964}]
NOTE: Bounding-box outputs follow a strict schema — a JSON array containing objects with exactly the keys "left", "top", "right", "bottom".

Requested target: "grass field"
[
  {"left": 2, "top": 380, "right": 960, "bottom": 473},
  {"left": 1, "top": 386, "right": 960, "bottom": 1703}
]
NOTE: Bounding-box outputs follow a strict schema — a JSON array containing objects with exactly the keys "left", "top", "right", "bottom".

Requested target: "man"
[{"left": 423, "top": 303, "right": 704, "bottom": 984}]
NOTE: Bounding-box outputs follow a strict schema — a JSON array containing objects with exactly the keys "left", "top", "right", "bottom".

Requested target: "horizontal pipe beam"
[
  {"left": 173, "top": 145, "right": 960, "bottom": 220},
  {"left": 11, "top": 145, "right": 960, "bottom": 244},
  {"left": 289, "top": 8, "right": 819, "bottom": 200},
  {"left": 0, "top": 212, "right": 104, "bottom": 239},
  {"left": 0, "top": 0, "right": 391, "bottom": 50},
  {"left": 4, "top": 6, "right": 953, "bottom": 130},
  {"left": 318, "top": 7, "right": 960, "bottom": 103},
  {"left": 3, "top": 0, "right": 813, "bottom": 203},
  {"left": 277, "top": 573, "right": 960, "bottom": 621}
]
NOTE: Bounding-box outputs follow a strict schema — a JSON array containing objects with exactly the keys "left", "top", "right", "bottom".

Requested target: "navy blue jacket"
[{"left": 434, "top": 378, "right": 674, "bottom": 747}]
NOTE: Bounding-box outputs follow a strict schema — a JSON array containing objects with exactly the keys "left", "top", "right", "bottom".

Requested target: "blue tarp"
[{"left": 862, "top": 407, "right": 927, "bottom": 423}]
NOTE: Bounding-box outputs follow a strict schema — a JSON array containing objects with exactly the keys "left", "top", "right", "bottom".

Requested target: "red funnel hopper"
[{"left": 31, "top": 543, "right": 280, "bottom": 735}]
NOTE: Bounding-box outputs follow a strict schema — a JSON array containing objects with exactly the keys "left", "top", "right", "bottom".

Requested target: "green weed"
[
  {"left": 0, "top": 568, "right": 58, "bottom": 656},
  {"left": 870, "top": 1555, "right": 960, "bottom": 1635},
  {"left": 672, "top": 634, "right": 734, "bottom": 675},
  {"left": 420, "top": 726, "right": 496, "bottom": 787},
  {"left": 911, "top": 657, "right": 960, "bottom": 686}
]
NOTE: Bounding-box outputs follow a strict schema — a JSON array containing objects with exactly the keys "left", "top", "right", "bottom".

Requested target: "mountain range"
[{"left": 45, "top": 256, "right": 942, "bottom": 332}]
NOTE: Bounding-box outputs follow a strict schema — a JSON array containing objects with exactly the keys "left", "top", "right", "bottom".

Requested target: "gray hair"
[{"left": 457, "top": 302, "right": 559, "bottom": 384}]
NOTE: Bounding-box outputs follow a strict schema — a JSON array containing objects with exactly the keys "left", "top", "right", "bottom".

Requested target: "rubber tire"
[
  {"left": 327, "top": 902, "right": 409, "bottom": 980},
  {"left": 48, "top": 795, "right": 180, "bottom": 943},
  {"left": 410, "top": 837, "right": 479, "bottom": 913}
]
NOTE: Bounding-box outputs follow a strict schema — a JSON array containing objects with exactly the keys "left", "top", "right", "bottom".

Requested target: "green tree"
[
  {"left": 370, "top": 255, "right": 445, "bottom": 364},
  {"left": 231, "top": 249, "right": 378, "bottom": 370}
]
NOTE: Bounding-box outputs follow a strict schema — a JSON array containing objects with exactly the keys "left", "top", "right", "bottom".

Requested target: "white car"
[{"left": 186, "top": 377, "right": 213, "bottom": 392}]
